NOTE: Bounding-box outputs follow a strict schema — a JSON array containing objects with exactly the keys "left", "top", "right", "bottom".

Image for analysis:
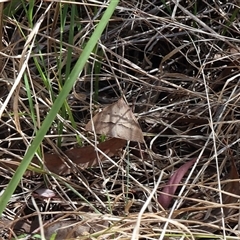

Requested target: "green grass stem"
[{"left": 0, "top": 0, "right": 119, "bottom": 216}]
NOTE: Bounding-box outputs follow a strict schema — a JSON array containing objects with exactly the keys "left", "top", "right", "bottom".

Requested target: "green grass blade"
[{"left": 0, "top": 0, "right": 119, "bottom": 216}]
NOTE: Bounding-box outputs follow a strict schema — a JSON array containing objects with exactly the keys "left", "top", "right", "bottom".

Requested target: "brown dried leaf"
[
  {"left": 1, "top": 138, "right": 126, "bottom": 175},
  {"left": 64, "top": 138, "right": 126, "bottom": 168},
  {"left": 85, "top": 98, "right": 144, "bottom": 142}
]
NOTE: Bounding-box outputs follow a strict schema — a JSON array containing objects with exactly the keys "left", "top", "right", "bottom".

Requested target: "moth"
[{"left": 85, "top": 98, "right": 144, "bottom": 143}]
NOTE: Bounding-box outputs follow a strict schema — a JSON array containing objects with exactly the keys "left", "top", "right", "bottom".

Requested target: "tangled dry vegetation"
[{"left": 1, "top": 0, "right": 240, "bottom": 239}]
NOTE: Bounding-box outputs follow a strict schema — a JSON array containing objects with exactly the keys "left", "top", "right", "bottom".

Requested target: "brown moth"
[{"left": 85, "top": 98, "right": 144, "bottom": 143}]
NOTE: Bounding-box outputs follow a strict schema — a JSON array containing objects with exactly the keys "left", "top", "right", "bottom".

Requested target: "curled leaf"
[{"left": 158, "top": 158, "right": 196, "bottom": 209}]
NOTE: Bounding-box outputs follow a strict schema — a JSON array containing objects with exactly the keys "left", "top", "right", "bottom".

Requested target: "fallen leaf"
[
  {"left": 158, "top": 158, "right": 196, "bottom": 209},
  {"left": 64, "top": 138, "right": 126, "bottom": 168},
  {"left": 0, "top": 138, "right": 126, "bottom": 175},
  {"left": 85, "top": 98, "right": 144, "bottom": 142},
  {"left": 1, "top": 99, "right": 142, "bottom": 175}
]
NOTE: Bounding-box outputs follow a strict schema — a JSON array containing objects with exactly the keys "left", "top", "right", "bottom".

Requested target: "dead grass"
[{"left": 1, "top": 0, "right": 240, "bottom": 239}]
